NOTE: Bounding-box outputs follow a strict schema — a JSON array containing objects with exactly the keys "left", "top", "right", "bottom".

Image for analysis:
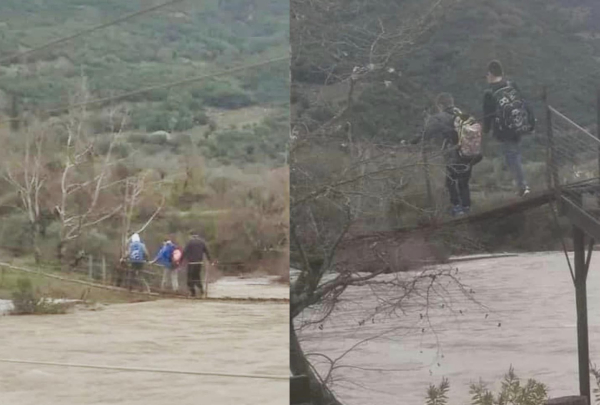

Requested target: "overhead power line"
[
  {"left": 0, "top": 358, "right": 288, "bottom": 381},
  {"left": 0, "top": 55, "right": 289, "bottom": 125},
  {"left": 0, "top": 0, "right": 188, "bottom": 65},
  {"left": 47, "top": 56, "right": 290, "bottom": 113}
]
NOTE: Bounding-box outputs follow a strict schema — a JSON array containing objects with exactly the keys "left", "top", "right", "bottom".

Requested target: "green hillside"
[
  {"left": 292, "top": 0, "right": 600, "bottom": 142},
  {"left": 291, "top": 0, "right": 600, "bottom": 255},
  {"left": 0, "top": 0, "right": 290, "bottom": 278},
  {"left": 0, "top": 0, "right": 289, "bottom": 130}
]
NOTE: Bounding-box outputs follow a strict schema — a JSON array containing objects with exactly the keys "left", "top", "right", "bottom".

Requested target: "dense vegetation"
[
  {"left": 426, "top": 367, "right": 548, "bottom": 405},
  {"left": 0, "top": 0, "right": 289, "bottom": 279},
  {"left": 291, "top": 0, "right": 600, "bottom": 257},
  {"left": 293, "top": 0, "right": 600, "bottom": 138},
  {"left": 0, "top": 0, "right": 288, "bottom": 129},
  {"left": 291, "top": 2, "right": 600, "bottom": 403}
]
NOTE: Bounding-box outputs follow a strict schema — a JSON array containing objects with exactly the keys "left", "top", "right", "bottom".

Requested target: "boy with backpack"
[
  {"left": 150, "top": 239, "right": 182, "bottom": 292},
  {"left": 411, "top": 92, "right": 483, "bottom": 216},
  {"left": 483, "top": 60, "right": 535, "bottom": 197},
  {"left": 126, "top": 233, "right": 149, "bottom": 292}
]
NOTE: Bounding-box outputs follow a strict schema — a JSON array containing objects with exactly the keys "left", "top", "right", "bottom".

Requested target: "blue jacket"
[
  {"left": 129, "top": 241, "right": 148, "bottom": 263},
  {"left": 154, "top": 242, "right": 176, "bottom": 267}
]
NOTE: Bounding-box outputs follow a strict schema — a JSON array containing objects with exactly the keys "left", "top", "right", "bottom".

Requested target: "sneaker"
[
  {"left": 451, "top": 205, "right": 464, "bottom": 217},
  {"left": 518, "top": 186, "right": 531, "bottom": 197},
  {"left": 462, "top": 206, "right": 471, "bottom": 215}
]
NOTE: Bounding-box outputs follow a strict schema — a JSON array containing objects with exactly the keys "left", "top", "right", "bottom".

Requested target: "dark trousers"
[
  {"left": 187, "top": 263, "right": 203, "bottom": 296},
  {"left": 446, "top": 160, "right": 472, "bottom": 207},
  {"left": 126, "top": 262, "right": 144, "bottom": 291}
]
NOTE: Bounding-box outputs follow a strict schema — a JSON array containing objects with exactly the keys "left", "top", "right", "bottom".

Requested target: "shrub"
[
  {"left": 11, "top": 277, "right": 69, "bottom": 315},
  {"left": 95, "top": 138, "right": 130, "bottom": 158},
  {"left": 0, "top": 213, "right": 32, "bottom": 256},
  {"left": 11, "top": 277, "right": 37, "bottom": 315},
  {"left": 426, "top": 367, "right": 548, "bottom": 405},
  {"left": 199, "top": 81, "right": 254, "bottom": 109}
]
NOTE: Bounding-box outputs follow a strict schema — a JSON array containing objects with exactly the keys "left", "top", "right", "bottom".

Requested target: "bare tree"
[
  {"left": 290, "top": 0, "right": 463, "bottom": 403},
  {"left": 3, "top": 121, "right": 48, "bottom": 263},
  {"left": 118, "top": 170, "right": 167, "bottom": 258},
  {"left": 52, "top": 78, "right": 127, "bottom": 263}
]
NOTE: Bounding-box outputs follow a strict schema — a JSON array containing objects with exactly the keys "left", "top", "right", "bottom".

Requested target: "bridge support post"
[
  {"left": 573, "top": 218, "right": 591, "bottom": 404},
  {"left": 573, "top": 225, "right": 591, "bottom": 403}
]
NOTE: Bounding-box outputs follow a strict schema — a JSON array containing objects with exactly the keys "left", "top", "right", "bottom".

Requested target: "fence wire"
[
  {"left": 340, "top": 105, "right": 600, "bottom": 273},
  {"left": 549, "top": 105, "right": 600, "bottom": 222}
]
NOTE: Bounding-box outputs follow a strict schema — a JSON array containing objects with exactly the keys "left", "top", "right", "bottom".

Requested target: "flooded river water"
[
  {"left": 0, "top": 277, "right": 289, "bottom": 405},
  {"left": 297, "top": 252, "right": 600, "bottom": 404}
]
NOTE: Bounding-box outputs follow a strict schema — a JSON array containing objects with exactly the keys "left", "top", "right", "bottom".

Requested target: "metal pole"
[
  {"left": 573, "top": 191, "right": 591, "bottom": 403},
  {"left": 543, "top": 86, "right": 559, "bottom": 190}
]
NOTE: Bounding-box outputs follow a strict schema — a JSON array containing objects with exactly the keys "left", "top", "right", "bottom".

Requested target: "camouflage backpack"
[{"left": 452, "top": 108, "right": 483, "bottom": 164}]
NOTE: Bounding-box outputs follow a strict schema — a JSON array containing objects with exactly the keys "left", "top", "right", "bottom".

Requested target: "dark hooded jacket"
[
  {"left": 483, "top": 79, "right": 535, "bottom": 142},
  {"left": 411, "top": 106, "right": 467, "bottom": 163}
]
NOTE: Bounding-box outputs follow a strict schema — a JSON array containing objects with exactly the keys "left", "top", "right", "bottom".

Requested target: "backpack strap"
[
  {"left": 492, "top": 85, "right": 511, "bottom": 98},
  {"left": 492, "top": 79, "right": 518, "bottom": 97}
]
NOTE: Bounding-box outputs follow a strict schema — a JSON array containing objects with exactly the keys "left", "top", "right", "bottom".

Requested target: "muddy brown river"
[
  {"left": 297, "top": 252, "right": 600, "bottom": 404},
  {"left": 0, "top": 277, "right": 289, "bottom": 405}
]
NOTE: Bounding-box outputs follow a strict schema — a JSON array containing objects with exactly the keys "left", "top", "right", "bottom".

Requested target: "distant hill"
[
  {"left": 292, "top": 0, "right": 600, "bottom": 142},
  {"left": 0, "top": 0, "right": 289, "bottom": 132}
]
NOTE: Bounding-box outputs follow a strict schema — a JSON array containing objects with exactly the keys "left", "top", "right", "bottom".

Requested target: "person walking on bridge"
[
  {"left": 483, "top": 60, "right": 535, "bottom": 197},
  {"left": 181, "top": 231, "right": 212, "bottom": 298},
  {"left": 411, "top": 92, "right": 480, "bottom": 217},
  {"left": 126, "top": 233, "right": 149, "bottom": 292},
  {"left": 150, "top": 239, "right": 181, "bottom": 292}
]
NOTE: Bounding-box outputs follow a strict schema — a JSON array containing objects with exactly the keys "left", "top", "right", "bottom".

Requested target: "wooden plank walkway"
[{"left": 346, "top": 179, "right": 600, "bottom": 245}]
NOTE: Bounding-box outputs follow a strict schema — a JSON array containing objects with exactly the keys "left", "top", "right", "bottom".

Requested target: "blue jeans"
[{"left": 501, "top": 140, "right": 527, "bottom": 190}]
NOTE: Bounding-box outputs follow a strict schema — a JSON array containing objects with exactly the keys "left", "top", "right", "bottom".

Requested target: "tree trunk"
[
  {"left": 32, "top": 222, "right": 41, "bottom": 265},
  {"left": 290, "top": 323, "right": 343, "bottom": 405},
  {"left": 57, "top": 240, "right": 64, "bottom": 264}
]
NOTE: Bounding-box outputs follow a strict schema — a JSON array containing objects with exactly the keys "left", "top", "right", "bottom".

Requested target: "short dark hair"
[
  {"left": 488, "top": 60, "right": 503, "bottom": 77},
  {"left": 435, "top": 93, "right": 454, "bottom": 110}
]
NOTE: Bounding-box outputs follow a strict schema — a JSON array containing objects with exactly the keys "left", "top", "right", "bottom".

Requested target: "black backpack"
[{"left": 492, "top": 81, "right": 533, "bottom": 137}]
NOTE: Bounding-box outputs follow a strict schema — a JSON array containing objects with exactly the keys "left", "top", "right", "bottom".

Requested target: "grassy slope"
[
  {"left": 0, "top": 0, "right": 290, "bottom": 279},
  {"left": 0, "top": 0, "right": 289, "bottom": 111}
]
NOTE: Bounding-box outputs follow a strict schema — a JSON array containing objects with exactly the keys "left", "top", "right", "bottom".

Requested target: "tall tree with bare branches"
[
  {"left": 290, "top": 0, "right": 462, "bottom": 403},
  {"left": 3, "top": 121, "right": 48, "bottom": 263},
  {"left": 51, "top": 78, "right": 128, "bottom": 263}
]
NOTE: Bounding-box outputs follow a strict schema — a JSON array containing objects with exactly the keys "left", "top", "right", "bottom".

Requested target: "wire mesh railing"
[
  {"left": 548, "top": 106, "right": 600, "bottom": 187},
  {"left": 547, "top": 104, "right": 600, "bottom": 222},
  {"left": 401, "top": 96, "right": 600, "bottom": 226}
]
